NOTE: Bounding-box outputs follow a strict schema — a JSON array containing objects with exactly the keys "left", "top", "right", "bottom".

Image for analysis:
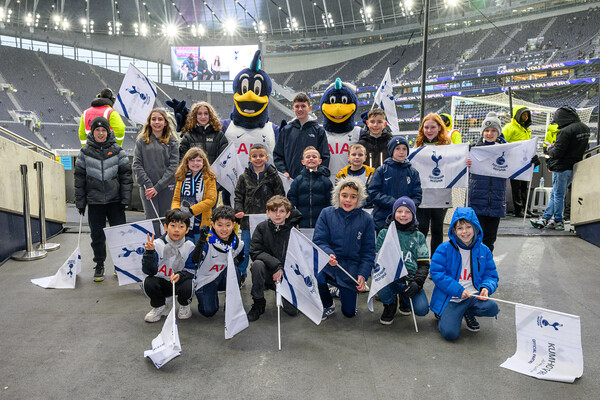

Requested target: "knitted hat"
[
  {"left": 392, "top": 196, "right": 418, "bottom": 226},
  {"left": 481, "top": 112, "right": 502, "bottom": 135},
  {"left": 387, "top": 136, "right": 410, "bottom": 157},
  {"left": 90, "top": 116, "right": 111, "bottom": 135}
]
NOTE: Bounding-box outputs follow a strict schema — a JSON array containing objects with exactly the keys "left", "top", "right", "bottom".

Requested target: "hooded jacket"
[
  {"left": 429, "top": 207, "right": 499, "bottom": 316},
  {"left": 273, "top": 114, "right": 330, "bottom": 179},
  {"left": 179, "top": 124, "right": 228, "bottom": 164},
  {"left": 357, "top": 125, "right": 394, "bottom": 169},
  {"left": 547, "top": 107, "right": 590, "bottom": 172},
  {"left": 287, "top": 165, "right": 333, "bottom": 228},
  {"left": 502, "top": 106, "right": 531, "bottom": 143},
  {"left": 74, "top": 129, "right": 133, "bottom": 209},
  {"left": 249, "top": 209, "right": 303, "bottom": 275},
  {"left": 468, "top": 136, "right": 508, "bottom": 218}
]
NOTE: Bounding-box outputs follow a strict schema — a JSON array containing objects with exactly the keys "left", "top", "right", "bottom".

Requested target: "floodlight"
[{"left": 224, "top": 18, "right": 237, "bottom": 35}]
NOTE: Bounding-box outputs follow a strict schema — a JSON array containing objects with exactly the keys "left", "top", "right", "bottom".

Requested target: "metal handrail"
[
  {"left": 583, "top": 144, "right": 600, "bottom": 158},
  {"left": 0, "top": 126, "right": 56, "bottom": 159}
]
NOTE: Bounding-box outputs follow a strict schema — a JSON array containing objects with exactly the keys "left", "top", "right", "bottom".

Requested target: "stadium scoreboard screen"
[{"left": 170, "top": 45, "right": 259, "bottom": 82}]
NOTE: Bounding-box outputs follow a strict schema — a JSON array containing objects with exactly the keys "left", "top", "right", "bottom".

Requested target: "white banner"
[
  {"left": 31, "top": 247, "right": 82, "bottom": 289},
  {"left": 144, "top": 305, "right": 181, "bottom": 369},
  {"left": 277, "top": 229, "right": 330, "bottom": 325},
  {"left": 500, "top": 303, "right": 583, "bottom": 383},
  {"left": 213, "top": 142, "right": 244, "bottom": 206},
  {"left": 469, "top": 138, "right": 538, "bottom": 181},
  {"left": 367, "top": 223, "right": 407, "bottom": 311},
  {"left": 408, "top": 144, "right": 469, "bottom": 188},
  {"left": 114, "top": 63, "right": 157, "bottom": 125},
  {"left": 248, "top": 214, "right": 269, "bottom": 238},
  {"left": 225, "top": 252, "right": 249, "bottom": 339},
  {"left": 373, "top": 68, "right": 400, "bottom": 135},
  {"left": 278, "top": 171, "right": 293, "bottom": 195}
]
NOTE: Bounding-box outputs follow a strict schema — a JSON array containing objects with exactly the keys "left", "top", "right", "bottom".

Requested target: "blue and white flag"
[
  {"left": 368, "top": 223, "right": 407, "bottom": 312},
  {"left": 225, "top": 251, "right": 249, "bottom": 339},
  {"left": 114, "top": 63, "right": 157, "bottom": 125},
  {"left": 213, "top": 142, "right": 244, "bottom": 206},
  {"left": 31, "top": 247, "right": 82, "bottom": 289},
  {"left": 373, "top": 68, "right": 400, "bottom": 135},
  {"left": 105, "top": 220, "right": 163, "bottom": 286},
  {"left": 408, "top": 143, "right": 469, "bottom": 189},
  {"left": 144, "top": 305, "right": 181, "bottom": 369},
  {"left": 469, "top": 138, "right": 538, "bottom": 181},
  {"left": 500, "top": 303, "right": 583, "bottom": 383},
  {"left": 277, "top": 228, "right": 330, "bottom": 325}
]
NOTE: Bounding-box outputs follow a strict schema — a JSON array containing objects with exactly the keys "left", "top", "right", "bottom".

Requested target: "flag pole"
[
  {"left": 335, "top": 263, "right": 370, "bottom": 291},
  {"left": 172, "top": 280, "right": 176, "bottom": 332},
  {"left": 77, "top": 214, "right": 83, "bottom": 249},
  {"left": 408, "top": 297, "right": 419, "bottom": 333},
  {"left": 143, "top": 184, "right": 162, "bottom": 220},
  {"left": 276, "top": 283, "right": 282, "bottom": 351},
  {"left": 523, "top": 179, "right": 532, "bottom": 226},
  {"left": 468, "top": 294, "right": 579, "bottom": 319},
  {"left": 465, "top": 167, "right": 470, "bottom": 206},
  {"left": 155, "top": 83, "right": 172, "bottom": 100}
]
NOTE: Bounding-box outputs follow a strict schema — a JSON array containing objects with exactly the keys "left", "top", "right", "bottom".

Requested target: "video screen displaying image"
[{"left": 170, "top": 44, "right": 259, "bottom": 82}]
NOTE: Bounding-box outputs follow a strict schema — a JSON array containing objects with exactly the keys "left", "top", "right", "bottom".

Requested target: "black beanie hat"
[{"left": 90, "top": 116, "right": 111, "bottom": 135}]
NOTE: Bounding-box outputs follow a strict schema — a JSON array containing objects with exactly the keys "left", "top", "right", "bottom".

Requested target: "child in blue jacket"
[
  {"left": 313, "top": 177, "right": 375, "bottom": 319},
  {"left": 430, "top": 207, "right": 500, "bottom": 341}
]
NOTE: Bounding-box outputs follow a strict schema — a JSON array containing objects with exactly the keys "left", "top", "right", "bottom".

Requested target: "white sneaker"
[
  {"left": 144, "top": 305, "right": 170, "bottom": 323},
  {"left": 178, "top": 304, "right": 192, "bottom": 319}
]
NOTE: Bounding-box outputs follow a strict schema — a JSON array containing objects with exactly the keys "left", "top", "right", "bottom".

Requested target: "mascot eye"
[
  {"left": 341, "top": 96, "right": 348, "bottom": 104},
  {"left": 240, "top": 78, "right": 249, "bottom": 94},
  {"left": 329, "top": 96, "right": 336, "bottom": 104},
  {"left": 253, "top": 80, "right": 262, "bottom": 95}
]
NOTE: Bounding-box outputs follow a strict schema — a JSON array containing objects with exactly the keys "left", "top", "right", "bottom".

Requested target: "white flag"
[
  {"left": 213, "top": 142, "right": 244, "bottom": 207},
  {"left": 105, "top": 220, "right": 162, "bottom": 286},
  {"left": 469, "top": 138, "right": 538, "bottom": 181},
  {"left": 114, "top": 63, "right": 157, "bottom": 125},
  {"left": 277, "top": 228, "right": 330, "bottom": 325},
  {"left": 31, "top": 247, "right": 81, "bottom": 289},
  {"left": 278, "top": 171, "right": 293, "bottom": 195},
  {"left": 373, "top": 68, "right": 400, "bottom": 135},
  {"left": 248, "top": 214, "right": 269, "bottom": 238},
  {"left": 225, "top": 252, "right": 249, "bottom": 339},
  {"left": 408, "top": 143, "right": 469, "bottom": 189},
  {"left": 500, "top": 303, "right": 583, "bottom": 383},
  {"left": 144, "top": 306, "right": 181, "bottom": 369},
  {"left": 367, "top": 223, "right": 407, "bottom": 312}
]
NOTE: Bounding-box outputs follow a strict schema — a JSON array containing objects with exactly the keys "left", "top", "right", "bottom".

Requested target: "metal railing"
[{"left": 0, "top": 126, "right": 56, "bottom": 160}]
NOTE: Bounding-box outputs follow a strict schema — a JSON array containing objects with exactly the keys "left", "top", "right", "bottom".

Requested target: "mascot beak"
[
  {"left": 234, "top": 91, "right": 268, "bottom": 118},
  {"left": 321, "top": 103, "right": 356, "bottom": 123}
]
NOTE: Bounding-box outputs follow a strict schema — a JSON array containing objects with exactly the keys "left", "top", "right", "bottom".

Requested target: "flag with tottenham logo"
[
  {"left": 114, "top": 63, "right": 157, "bottom": 125},
  {"left": 144, "top": 305, "right": 181, "bottom": 369},
  {"left": 373, "top": 68, "right": 400, "bottom": 135},
  {"left": 31, "top": 247, "right": 82, "bottom": 289},
  {"left": 469, "top": 138, "right": 538, "bottom": 181},
  {"left": 500, "top": 303, "right": 583, "bottom": 383},
  {"left": 367, "top": 222, "right": 408, "bottom": 311},
  {"left": 225, "top": 251, "right": 249, "bottom": 339},
  {"left": 213, "top": 142, "right": 244, "bottom": 206},
  {"left": 408, "top": 143, "right": 469, "bottom": 189},
  {"left": 277, "top": 228, "right": 330, "bottom": 325}
]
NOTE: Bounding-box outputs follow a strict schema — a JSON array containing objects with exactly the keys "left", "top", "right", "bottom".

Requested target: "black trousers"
[
  {"left": 510, "top": 179, "right": 529, "bottom": 214},
  {"left": 250, "top": 260, "right": 297, "bottom": 314},
  {"left": 142, "top": 275, "right": 194, "bottom": 308},
  {"left": 417, "top": 207, "right": 447, "bottom": 256},
  {"left": 88, "top": 203, "right": 126, "bottom": 264},
  {"left": 476, "top": 215, "right": 501, "bottom": 254}
]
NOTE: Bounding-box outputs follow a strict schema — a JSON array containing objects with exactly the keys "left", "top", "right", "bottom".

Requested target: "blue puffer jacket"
[
  {"left": 287, "top": 166, "right": 333, "bottom": 228},
  {"left": 368, "top": 158, "right": 422, "bottom": 230},
  {"left": 429, "top": 207, "right": 499, "bottom": 316},
  {"left": 313, "top": 206, "right": 375, "bottom": 291},
  {"left": 468, "top": 137, "right": 507, "bottom": 218}
]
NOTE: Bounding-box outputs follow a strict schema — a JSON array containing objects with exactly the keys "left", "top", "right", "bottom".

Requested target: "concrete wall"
[
  {"left": 571, "top": 154, "right": 600, "bottom": 226},
  {"left": 0, "top": 136, "right": 66, "bottom": 223}
]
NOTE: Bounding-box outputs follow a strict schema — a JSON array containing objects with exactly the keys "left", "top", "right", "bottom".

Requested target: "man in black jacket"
[{"left": 531, "top": 106, "right": 590, "bottom": 230}]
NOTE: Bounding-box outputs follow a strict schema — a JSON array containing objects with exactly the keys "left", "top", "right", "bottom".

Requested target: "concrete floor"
[{"left": 0, "top": 208, "right": 598, "bottom": 399}]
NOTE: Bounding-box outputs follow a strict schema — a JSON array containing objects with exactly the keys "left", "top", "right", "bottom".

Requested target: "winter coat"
[
  {"left": 74, "top": 130, "right": 132, "bottom": 210},
  {"left": 273, "top": 115, "right": 330, "bottom": 179},
  {"left": 368, "top": 158, "right": 422, "bottom": 230},
  {"left": 547, "top": 107, "right": 590, "bottom": 172},
  {"left": 287, "top": 166, "right": 333, "bottom": 228},
  {"left": 171, "top": 172, "right": 218, "bottom": 229},
  {"left": 429, "top": 207, "right": 499, "bottom": 316},
  {"left": 132, "top": 135, "right": 179, "bottom": 193},
  {"left": 357, "top": 125, "right": 393, "bottom": 168},
  {"left": 234, "top": 163, "right": 285, "bottom": 230},
  {"left": 179, "top": 124, "right": 228, "bottom": 164},
  {"left": 468, "top": 136, "right": 508, "bottom": 218},
  {"left": 502, "top": 106, "right": 531, "bottom": 143},
  {"left": 249, "top": 209, "right": 303, "bottom": 274},
  {"left": 313, "top": 206, "right": 375, "bottom": 291}
]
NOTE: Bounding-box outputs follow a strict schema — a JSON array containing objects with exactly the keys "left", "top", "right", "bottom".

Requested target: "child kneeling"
[
  {"left": 430, "top": 207, "right": 500, "bottom": 340},
  {"left": 142, "top": 209, "right": 196, "bottom": 322},
  {"left": 377, "top": 197, "right": 430, "bottom": 325}
]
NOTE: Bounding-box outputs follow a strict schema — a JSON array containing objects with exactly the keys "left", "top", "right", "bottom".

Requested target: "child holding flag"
[
  {"left": 377, "top": 197, "right": 430, "bottom": 325},
  {"left": 313, "top": 177, "right": 375, "bottom": 319},
  {"left": 430, "top": 207, "right": 499, "bottom": 341}
]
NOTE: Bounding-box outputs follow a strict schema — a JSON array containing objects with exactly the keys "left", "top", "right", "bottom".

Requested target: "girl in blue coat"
[
  {"left": 313, "top": 176, "right": 376, "bottom": 319},
  {"left": 430, "top": 207, "right": 499, "bottom": 341}
]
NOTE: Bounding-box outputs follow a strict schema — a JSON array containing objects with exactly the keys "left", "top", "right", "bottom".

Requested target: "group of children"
[{"left": 75, "top": 93, "right": 503, "bottom": 341}]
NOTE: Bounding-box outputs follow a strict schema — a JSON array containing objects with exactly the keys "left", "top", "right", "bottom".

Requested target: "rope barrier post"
[
  {"left": 12, "top": 164, "right": 47, "bottom": 261},
  {"left": 34, "top": 161, "right": 60, "bottom": 251}
]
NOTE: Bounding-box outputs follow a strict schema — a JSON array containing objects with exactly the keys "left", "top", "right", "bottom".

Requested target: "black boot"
[
  {"left": 380, "top": 297, "right": 397, "bottom": 325},
  {"left": 247, "top": 297, "right": 266, "bottom": 322}
]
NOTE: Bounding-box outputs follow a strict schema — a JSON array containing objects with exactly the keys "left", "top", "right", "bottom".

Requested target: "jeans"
[
  {"left": 238, "top": 229, "right": 251, "bottom": 277},
  {"left": 542, "top": 170, "right": 573, "bottom": 223},
  {"left": 317, "top": 278, "right": 358, "bottom": 318},
  {"left": 438, "top": 297, "right": 499, "bottom": 341},
  {"left": 378, "top": 280, "right": 429, "bottom": 316}
]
